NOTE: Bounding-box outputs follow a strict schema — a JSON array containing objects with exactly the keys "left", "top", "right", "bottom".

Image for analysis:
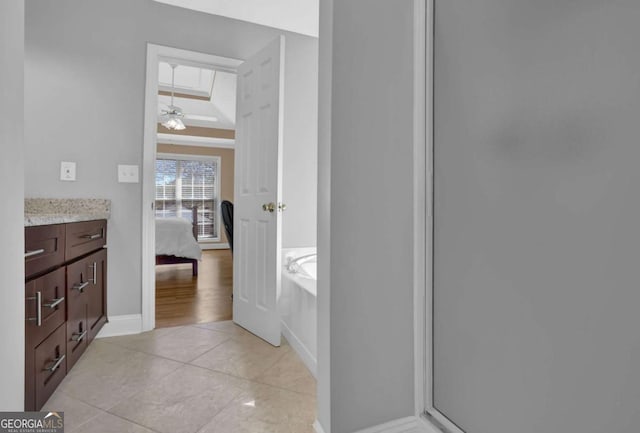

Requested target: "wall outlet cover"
[
  {"left": 118, "top": 164, "right": 139, "bottom": 183},
  {"left": 60, "top": 161, "right": 77, "bottom": 181}
]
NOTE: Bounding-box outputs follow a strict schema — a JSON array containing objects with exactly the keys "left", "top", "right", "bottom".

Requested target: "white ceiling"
[
  {"left": 153, "top": 0, "right": 319, "bottom": 37},
  {"left": 159, "top": 63, "right": 215, "bottom": 98}
]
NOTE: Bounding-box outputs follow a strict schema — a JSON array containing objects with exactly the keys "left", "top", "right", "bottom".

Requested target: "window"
[{"left": 155, "top": 154, "right": 221, "bottom": 241}]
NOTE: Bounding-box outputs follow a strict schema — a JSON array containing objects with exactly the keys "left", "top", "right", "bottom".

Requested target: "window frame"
[{"left": 155, "top": 152, "right": 222, "bottom": 243}]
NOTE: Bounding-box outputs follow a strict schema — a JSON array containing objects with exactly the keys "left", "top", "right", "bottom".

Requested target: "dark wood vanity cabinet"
[
  {"left": 86, "top": 249, "right": 107, "bottom": 342},
  {"left": 25, "top": 224, "right": 65, "bottom": 278},
  {"left": 65, "top": 220, "right": 107, "bottom": 261},
  {"left": 31, "top": 325, "right": 67, "bottom": 411},
  {"left": 24, "top": 220, "right": 107, "bottom": 411},
  {"left": 66, "top": 248, "right": 107, "bottom": 370}
]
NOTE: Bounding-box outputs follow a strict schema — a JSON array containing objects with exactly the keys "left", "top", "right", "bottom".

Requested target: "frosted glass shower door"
[{"left": 432, "top": 1, "right": 640, "bottom": 432}]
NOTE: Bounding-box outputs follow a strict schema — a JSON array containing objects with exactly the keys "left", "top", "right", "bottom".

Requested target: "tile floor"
[{"left": 43, "top": 321, "right": 317, "bottom": 433}]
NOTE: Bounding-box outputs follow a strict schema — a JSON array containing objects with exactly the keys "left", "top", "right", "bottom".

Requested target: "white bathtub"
[{"left": 280, "top": 247, "right": 317, "bottom": 377}]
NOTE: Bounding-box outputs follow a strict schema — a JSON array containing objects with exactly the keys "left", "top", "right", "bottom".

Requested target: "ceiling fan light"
[
  {"left": 172, "top": 118, "right": 186, "bottom": 130},
  {"left": 160, "top": 64, "right": 187, "bottom": 131},
  {"left": 162, "top": 115, "right": 186, "bottom": 131}
]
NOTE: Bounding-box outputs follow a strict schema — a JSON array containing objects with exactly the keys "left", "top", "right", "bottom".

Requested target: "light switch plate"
[
  {"left": 118, "top": 164, "right": 139, "bottom": 183},
  {"left": 60, "top": 161, "right": 77, "bottom": 181}
]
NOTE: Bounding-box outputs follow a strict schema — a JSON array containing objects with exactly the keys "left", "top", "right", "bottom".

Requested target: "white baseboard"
[
  {"left": 314, "top": 420, "right": 328, "bottom": 433},
  {"left": 281, "top": 320, "right": 317, "bottom": 378},
  {"left": 350, "top": 416, "right": 441, "bottom": 433},
  {"left": 200, "top": 242, "right": 230, "bottom": 250},
  {"left": 95, "top": 314, "right": 142, "bottom": 338}
]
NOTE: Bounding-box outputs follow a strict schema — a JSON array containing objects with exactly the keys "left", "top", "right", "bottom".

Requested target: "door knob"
[
  {"left": 278, "top": 203, "right": 287, "bottom": 212},
  {"left": 262, "top": 202, "right": 276, "bottom": 213}
]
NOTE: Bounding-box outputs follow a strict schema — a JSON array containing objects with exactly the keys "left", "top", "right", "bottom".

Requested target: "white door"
[{"left": 233, "top": 36, "right": 285, "bottom": 346}]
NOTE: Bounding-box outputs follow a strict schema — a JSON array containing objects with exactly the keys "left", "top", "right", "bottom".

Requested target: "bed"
[{"left": 155, "top": 207, "right": 202, "bottom": 276}]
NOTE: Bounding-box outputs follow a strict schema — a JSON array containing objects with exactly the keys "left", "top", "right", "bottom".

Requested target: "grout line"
[
  {"left": 88, "top": 340, "right": 190, "bottom": 369},
  {"left": 185, "top": 350, "right": 316, "bottom": 398},
  {"left": 97, "top": 335, "right": 231, "bottom": 365},
  {"left": 101, "top": 411, "right": 164, "bottom": 433}
]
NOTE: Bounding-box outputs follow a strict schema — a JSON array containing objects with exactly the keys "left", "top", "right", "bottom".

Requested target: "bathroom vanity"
[{"left": 24, "top": 199, "right": 110, "bottom": 410}]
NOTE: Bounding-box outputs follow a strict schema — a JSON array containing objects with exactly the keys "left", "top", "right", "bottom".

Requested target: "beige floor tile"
[
  {"left": 196, "top": 382, "right": 316, "bottom": 433},
  {"left": 51, "top": 321, "right": 316, "bottom": 433},
  {"left": 109, "top": 364, "right": 250, "bottom": 433},
  {"left": 189, "top": 334, "right": 290, "bottom": 380},
  {"left": 99, "top": 325, "right": 183, "bottom": 348},
  {"left": 42, "top": 391, "right": 104, "bottom": 433},
  {"left": 102, "top": 326, "right": 231, "bottom": 363},
  {"left": 58, "top": 342, "right": 182, "bottom": 410},
  {"left": 256, "top": 350, "right": 317, "bottom": 396},
  {"left": 193, "top": 321, "right": 253, "bottom": 338},
  {"left": 72, "top": 412, "right": 156, "bottom": 433}
]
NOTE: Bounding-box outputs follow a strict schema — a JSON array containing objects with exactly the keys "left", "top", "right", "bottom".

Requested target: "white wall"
[
  {"left": 326, "top": 1, "right": 416, "bottom": 432},
  {"left": 24, "top": 0, "right": 317, "bottom": 317},
  {"left": 282, "top": 35, "right": 318, "bottom": 249},
  {"left": 0, "top": 0, "right": 25, "bottom": 410}
]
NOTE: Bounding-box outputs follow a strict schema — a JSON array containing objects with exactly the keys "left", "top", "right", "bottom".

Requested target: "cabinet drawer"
[
  {"left": 33, "top": 324, "right": 67, "bottom": 410},
  {"left": 65, "top": 220, "right": 107, "bottom": 261},
  {"left": 25, "top": 224, "right": 65, "bottom": 279},
  {"left": 25, "top": 268, "right": 66, "bottom": 349}
]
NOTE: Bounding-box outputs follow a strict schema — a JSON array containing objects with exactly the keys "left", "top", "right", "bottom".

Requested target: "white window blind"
[{"left": 155, "top": 156, "right": 220, "bottom": 241}]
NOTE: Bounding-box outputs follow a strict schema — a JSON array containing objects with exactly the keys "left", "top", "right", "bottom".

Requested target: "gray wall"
[
  {"left": 317, "top": 0, "right": 333, "bottom": 430},
  {"left": 0, "top": 0, "right": 25, "bottom": 410},
  {"left": 432, "top": 1, "right": 640, "bottom": 432},
  {"left": 24, "top": 0, "right": 317, "bottom": 317},
  {"left": 327, "top": 1, "right": 416, "bottom": 431}
]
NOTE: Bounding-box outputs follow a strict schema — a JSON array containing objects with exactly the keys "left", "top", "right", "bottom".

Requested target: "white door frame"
[
  {"left": 413, "top": 0, "right": 429, "bottom": 419},
  {"left": 141, "top": 44, "right": 242, "bottom": 332},
  {"left": 413, "top": 0, "right": 468, "bottom": 432},
  {"left": 416, "top": 1, "right": 469, "bottom": 432}
]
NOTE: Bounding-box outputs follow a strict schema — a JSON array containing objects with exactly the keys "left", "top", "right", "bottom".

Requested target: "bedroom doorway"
[
  {"left": 142, "top": 47, "right": 242, "bottom": 329},
  {"left": 154, "top": 153, "right": 233, "bottom": 328},
  {"left": 142, "top": 39, "right": 316, "bottom": 352}
]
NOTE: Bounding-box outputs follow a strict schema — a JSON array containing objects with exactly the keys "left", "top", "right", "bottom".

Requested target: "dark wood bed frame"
[{"left": 155, "top": 207, "right": 199, "bottom": 276}]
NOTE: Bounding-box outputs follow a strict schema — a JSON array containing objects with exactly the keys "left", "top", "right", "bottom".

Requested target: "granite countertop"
[{"left": 25, "top": 198, "right": 111, "bottom": 227}]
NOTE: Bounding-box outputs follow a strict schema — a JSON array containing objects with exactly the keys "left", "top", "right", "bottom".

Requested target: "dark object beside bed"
[
  {"left": 221, "top": 200, "right": 233, "bottom": 253},
  {"left": 156, "top": 207, "right": 199, "bottom": 276}
]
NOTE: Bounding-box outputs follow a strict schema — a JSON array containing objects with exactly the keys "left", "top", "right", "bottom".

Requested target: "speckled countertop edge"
[{"left": 25, "top": 198, "right": 111, "bottom": 227}]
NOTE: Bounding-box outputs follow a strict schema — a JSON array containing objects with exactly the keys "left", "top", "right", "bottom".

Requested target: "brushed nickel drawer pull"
[
  {"left": 26, "top": 292, "right": 42, "bottom": 327},
  {"left": 71, "top": 330, "right": 87, "bottom": 342},
  {"left": 43, "top": 297, "right": 65, "bottom": 309},
  {"left": 73, "top": 281, "right": 89, "bottom": 292},
  {"left": 44, "top": 354, "right": 66, "bottom": 372},
  {"left": 24, "top": 249, "right": 45, "bottom": 259},
  {"left": 81, "top": 233, "right": 102, "bottom": 240},
  {"left": 90, "top": 262, "right": 97, "bottom": 284}
]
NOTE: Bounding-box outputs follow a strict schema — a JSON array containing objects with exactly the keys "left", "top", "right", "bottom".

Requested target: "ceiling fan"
[{"left": 159, "top": 64, "right": 186, "bottom": 131}]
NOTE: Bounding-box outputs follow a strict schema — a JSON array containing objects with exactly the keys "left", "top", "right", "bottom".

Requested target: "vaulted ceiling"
[{"left": 158, "top": 62, "right": 237, "bottom": 131}]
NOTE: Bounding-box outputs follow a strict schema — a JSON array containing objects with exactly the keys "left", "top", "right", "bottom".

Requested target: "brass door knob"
[{"left": 262, "top": 202, "right": 276, "bottom": 213}]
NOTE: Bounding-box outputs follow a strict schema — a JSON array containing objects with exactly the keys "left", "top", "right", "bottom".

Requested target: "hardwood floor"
[{"left": 155, "top": 249, "right": 233, "bottom": 328}]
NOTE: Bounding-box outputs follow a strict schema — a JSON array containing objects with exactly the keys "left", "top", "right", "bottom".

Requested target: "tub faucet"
[{"left": 286, "top": 253, "right": 317, "bottom": 273}]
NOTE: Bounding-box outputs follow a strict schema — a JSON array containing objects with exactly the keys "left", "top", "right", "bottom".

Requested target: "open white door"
[{"left": 233, "top": 36, "right": 285, "bottom": 346}]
